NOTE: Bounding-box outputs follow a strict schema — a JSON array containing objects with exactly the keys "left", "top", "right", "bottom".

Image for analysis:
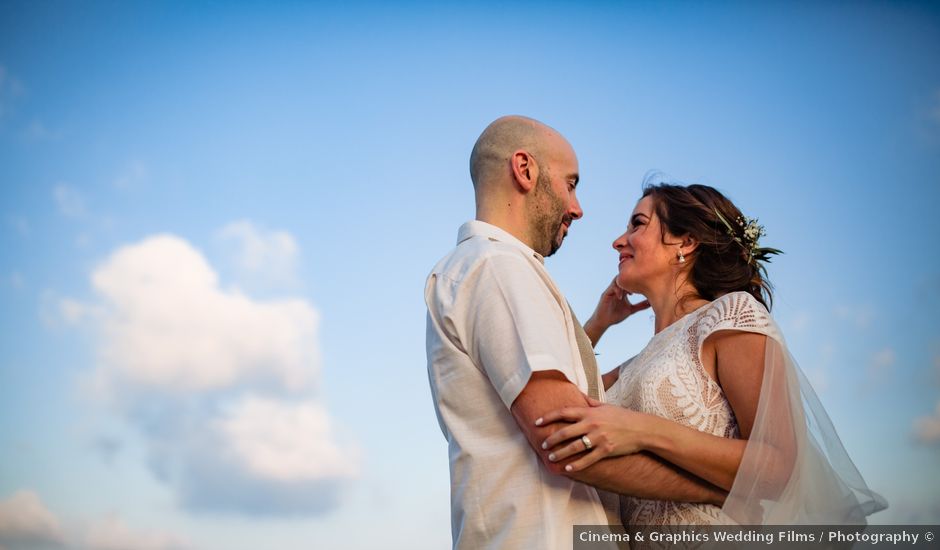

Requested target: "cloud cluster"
[
  {"left": 70, "top": 231, "right": 356, "bottom": 515},
  {"left": 834, "top": 304, "right": 873, "bottom": 329},
  {"left": 53, "top": 184, "right": 88, "bottom": 220},
  {"left": 83, "top": 516, "right": 189, "bottom": 550},
  {"left": 216, "top": 221, "right": 299, "bottom": 289},
  {"left": 112, "top": 161, "right": 148, "bottom": 191},
  {"left": 0, "top": 65, "right": 26, "bottom": 121},
  {"left": 216, "top": 395, "right": 357, "bottom": 482},
  {"left": 0, "top": 490, "right": 63, "bottom": 546},
  {"left": 912, "top": 402, "right": 940, "bottom": 447},
  {"left": 89, "top": 234, "right": 315, "bottom": 393},
  {"left": 0, "top": 490, "right": 189, "bottom": 550},
  {"left": 868, "top": 348, "right": 896, "bottom": 377},
  {"left": 910, "top": 354, "right": 940, "bottom": 447}
]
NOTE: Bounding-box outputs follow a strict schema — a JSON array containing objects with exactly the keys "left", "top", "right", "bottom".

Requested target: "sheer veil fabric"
[{"left": 721, "top": 322, "right": 887, "bottom": 524}]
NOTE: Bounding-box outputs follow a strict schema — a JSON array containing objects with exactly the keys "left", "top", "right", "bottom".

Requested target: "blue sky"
[{"left": 1, "top": 2, "right": 939, "bottom": 548}]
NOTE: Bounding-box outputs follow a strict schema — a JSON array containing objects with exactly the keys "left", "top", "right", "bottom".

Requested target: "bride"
[{"left": 538, "top": 182, "right": 886, "bottom": 525}]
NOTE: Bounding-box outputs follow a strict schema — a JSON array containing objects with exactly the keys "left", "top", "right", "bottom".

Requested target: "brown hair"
[{"left": 642, "top": 182, "right": 774, "bottom": 310}]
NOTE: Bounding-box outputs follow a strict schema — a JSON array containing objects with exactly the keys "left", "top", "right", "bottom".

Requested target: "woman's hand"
[
  {"left": 583, "top": 278, "right": 650, "bottom": 346},
  {"left": 535, "top": 397, "right": 657, "bottom": 472}
]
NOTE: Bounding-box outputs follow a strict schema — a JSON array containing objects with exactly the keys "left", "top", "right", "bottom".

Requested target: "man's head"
[{"left": 469, "top": 116, "right": 582, "bottom": 257}]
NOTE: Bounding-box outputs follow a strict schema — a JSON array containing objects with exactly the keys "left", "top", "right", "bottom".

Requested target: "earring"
[{"left": 677, "top": 249, "right": 686, "bottom": 263}]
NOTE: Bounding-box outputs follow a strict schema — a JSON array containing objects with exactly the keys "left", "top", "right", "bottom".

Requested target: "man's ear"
[{"left": 510, "top": 149, "right": 538, "bottom": 193}]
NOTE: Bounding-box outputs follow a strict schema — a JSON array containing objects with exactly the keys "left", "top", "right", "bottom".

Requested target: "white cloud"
[
  {"left": 59, "top": 297, "right": 94, "bottom": 324},
  {"left": 787, "top": 311, "right": 811, "bottom": 333},
  {"left": 9, "top": 272, "right": 24, "bottom": 290},
  {"left": 216, "top": 395, "right": 358, "bottom": 482},
  {"left": 0, "top": 490, "right": 194, "bottom": 550},
  {"left": 83, "top": 516, "right": 190, "bottom": 550},
  {"left": 40, "top": 291, "right": 101, "bottom": 329},
  {"left": 25, "top": 120, "right": 62, "bottom": 141},
  {"left": 89, "top": 234, "right": 316, "bottom": 393},
  {"left": 805, "top": 342, "right": 835, "bottom": 393},
  {"left": 0, "top": 65, "right": 26, "bottom": 121},
  {"left": 834, "top": 304, "right": 873, "bottom": 329},
  {"left": 0, "top": 490, "right": 64, "bottom": 545},
  {"left": 912, "top": 402, "right": 940, "bottom": 446},
  {"left": 864, "top": 347, "right": 896, "bottom": 388},
  {"left": 71, "top": 233, "right": 354, "bottom": 515},
  {"left": 90, "top": 435, "right": 123, "bottom": 466},
  {"left": 113, "top": 161, "right": 148, "bottom": 191},
  {"left": 870, "top": 348, "right": 896, "bottom": 372},
  {"left": 7, "top": 215, "right": 29, "bottom": 236},
  {"left": 53, "top": 184, "right": 88, "bottom": 220},
  {"left": 216, "top": 221, "right": 299, "bottom": 288},
  {"left": 40, "top": 289, "right": 68, "bottom": 329}
]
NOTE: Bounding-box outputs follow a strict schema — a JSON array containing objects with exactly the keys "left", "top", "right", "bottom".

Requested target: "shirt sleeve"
[
  {"left": 695, "top": 292, "right": 780, "bottom": 357},
  {"left": 454, "top": 252, "right": 580, "bottom": 408}
]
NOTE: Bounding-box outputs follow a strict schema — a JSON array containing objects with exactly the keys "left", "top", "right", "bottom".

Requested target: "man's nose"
[{"left": 569, "top": 196, "right": 583, "bottom": 220}]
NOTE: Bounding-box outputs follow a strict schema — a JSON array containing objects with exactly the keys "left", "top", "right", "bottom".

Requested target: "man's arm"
[{"left": 510, "top": 371, "right": 726, "bottom": 505}]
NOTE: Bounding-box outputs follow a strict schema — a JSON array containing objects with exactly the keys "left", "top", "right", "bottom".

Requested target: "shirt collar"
[{"left": 456, "top": 220, "right": 545, "bottom": 264}]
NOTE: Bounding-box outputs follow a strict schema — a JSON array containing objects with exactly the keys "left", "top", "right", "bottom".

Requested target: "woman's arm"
[
  {"left": 541, "top": 331, "right": 786, "bottom": 493},
  {"left": 601, "top": 367, "right": 620, "bottom": 391}
]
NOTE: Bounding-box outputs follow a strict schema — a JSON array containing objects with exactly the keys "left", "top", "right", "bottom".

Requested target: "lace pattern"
[{"left": 606, "top": 292, "right": 777, "bottom": 526}]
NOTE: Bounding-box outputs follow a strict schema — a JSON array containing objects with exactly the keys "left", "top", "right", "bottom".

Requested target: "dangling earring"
[{"left": 677, "top": 248, "right": 686, "bottom": 263}]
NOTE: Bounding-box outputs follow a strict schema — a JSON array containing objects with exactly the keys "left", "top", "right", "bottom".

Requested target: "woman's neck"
[{"left": 646, "top": 277, "right": 709, "bottom": 333}]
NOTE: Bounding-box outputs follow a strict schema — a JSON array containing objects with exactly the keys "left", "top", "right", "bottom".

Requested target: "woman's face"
[{"left": 613, "top": 195, "right": 683, "bottom": 294}]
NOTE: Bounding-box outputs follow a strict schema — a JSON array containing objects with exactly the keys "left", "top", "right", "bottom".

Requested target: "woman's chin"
[{"left": 615, "top": 276, "right": 641, "bottom": 294}]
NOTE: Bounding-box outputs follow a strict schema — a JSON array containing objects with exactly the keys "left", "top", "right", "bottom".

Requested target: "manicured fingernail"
[
  {"left": 548, "top": 453, "right": 556, "bottom": 461},
  {"left": 541, "top": 441, "right": 548, "bottom": 449},
  {"left": 565, "top": 464, "right": 573, "bottom": 472},
  {"left": 535, "top": 417, "right": 543, "bottom": 426}
]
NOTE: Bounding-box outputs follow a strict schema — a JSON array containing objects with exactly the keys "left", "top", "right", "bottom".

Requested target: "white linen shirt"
[{"left": 425, "top": 220, "right": 611, "bottom": 550}]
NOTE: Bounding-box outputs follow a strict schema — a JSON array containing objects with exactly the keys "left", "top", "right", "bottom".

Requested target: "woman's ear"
[
  {"left": 509, "top": 149, "right": 538, "bottom": 193},
  {"left": 681, "top": 234, "right": 699, "bottom": 256}
]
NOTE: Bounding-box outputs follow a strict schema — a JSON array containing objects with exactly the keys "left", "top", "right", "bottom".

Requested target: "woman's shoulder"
[
  {"left": 694, "top": 291, "right": 778, "bottom": 340},
  {"left": 710, "top": 291, "right": 768, "bottom": 315}
]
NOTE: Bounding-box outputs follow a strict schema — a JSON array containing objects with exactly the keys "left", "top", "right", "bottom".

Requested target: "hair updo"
[{"left": 642, "top": 182, "right": 774, "bottom": 311}]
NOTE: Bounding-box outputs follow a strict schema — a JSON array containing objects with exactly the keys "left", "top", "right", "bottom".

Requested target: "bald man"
[{"left": 425, "top": 117, "right": 723, "bottom": 549}]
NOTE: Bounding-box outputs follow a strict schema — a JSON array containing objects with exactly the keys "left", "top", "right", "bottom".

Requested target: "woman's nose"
[{"left": 612, "top": 231, "right": 627, "bottom": 250}]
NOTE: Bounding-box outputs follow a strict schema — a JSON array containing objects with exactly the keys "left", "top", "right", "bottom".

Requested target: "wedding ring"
[{"left": 581, "top": 435, "right": 593, "bottom": 450}]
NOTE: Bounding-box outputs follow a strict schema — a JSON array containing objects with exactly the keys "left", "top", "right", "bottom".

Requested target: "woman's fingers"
[
  {"left": 546, "top": 437, "right": 586, "bottom": 462},
  {"left": 563, "top": 448, "right": 606, "bottom": 472},
  {"left": 545, "top": 432, "right": 612, "bottom": 472},
  {"left": 540, "top": 421, "right": 588, "bottom": 449},
  {"left": 535, "top": 406, "right": 586, "bottom": 427}
]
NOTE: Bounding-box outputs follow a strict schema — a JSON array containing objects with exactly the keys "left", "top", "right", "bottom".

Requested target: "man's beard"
[{"left": 530, "top": 170, "right": 571, "bottom": 257}]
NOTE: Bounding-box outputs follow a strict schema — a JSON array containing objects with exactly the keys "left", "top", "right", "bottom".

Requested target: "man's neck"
[{"left": 475, "top": 209, "right": 536, "bottom": 252}]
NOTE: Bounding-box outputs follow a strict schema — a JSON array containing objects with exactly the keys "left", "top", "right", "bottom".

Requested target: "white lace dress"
[{"left": 605, "top": 291, "right": 780, "bottom": 526}]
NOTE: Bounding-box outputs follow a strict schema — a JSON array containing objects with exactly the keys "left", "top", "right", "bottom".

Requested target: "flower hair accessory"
[{"left": 714, "top": 209, "right": 783, "bottom": 271}]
